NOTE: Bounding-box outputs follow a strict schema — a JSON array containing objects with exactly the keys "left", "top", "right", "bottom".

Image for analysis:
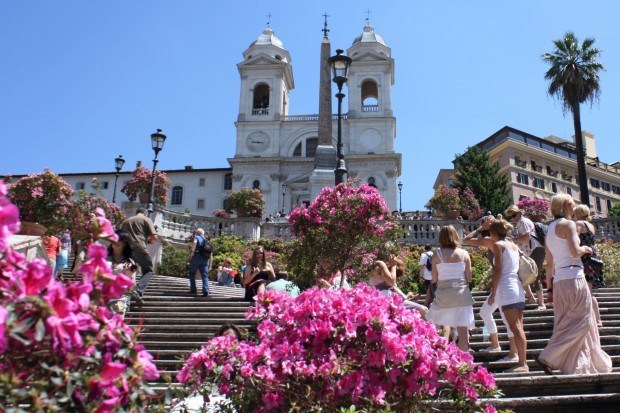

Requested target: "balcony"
[
  {"left": 252, "top": 108, "right": 269, "bottom": 116},
  {"left": 562, "top": 174, "right": 573, "bottom": 182},
  {"left": 362, "top": 105, "right": 379, "bottom": 112},
  {"left": 514, "top": 159, "right": 527, "bottom": 168},
  {"left": 283, "top": 114, "right": 348, "bottom": 122},
  {"left": 532, "top": 165, "right": 543, "bottom": 173},
  {"left": 547, "top": 170, "right": 559, "bottom": 177}
]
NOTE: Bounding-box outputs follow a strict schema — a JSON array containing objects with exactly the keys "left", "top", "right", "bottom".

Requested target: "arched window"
[
  {"left": 367, "top": 177, "right": 377, "bottom": 188},
  {"left": 224, "top": 173, "right": 232, "bottom": 190},
  {"left": 171, "top": 186, "right": 183, "bottom": 205},
  {"left": 252, "top": 180, "right": 261, "bottom": 189},
  {"left": 252, "top": 84, "right": 270, "bottom": 115},
  {"left": 361, "top": 80, "right": 378, "bottom": 112},
  {"left": 292, "top": 137, "right": 319, "bottom": 157}
]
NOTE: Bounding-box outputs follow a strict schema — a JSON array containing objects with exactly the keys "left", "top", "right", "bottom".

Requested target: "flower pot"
[
  {"left": 139, "top": 193, "right": 150, "bottom": 204},
  {"left": 236, "top": 208, "right": 250, "bottom": 218},
  {"left": 445, "top": 210, "right": 459, "bottom": 220},
  {"left": 18, "top": 221, "right": 47, "bottom": 236}
]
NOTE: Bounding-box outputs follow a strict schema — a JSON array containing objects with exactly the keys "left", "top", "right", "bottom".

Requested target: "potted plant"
[
  {"left": 70, "top": 191, "right": 126, "bottom": 239},
  {"left": 425, "top": 185, "right": 462, "bottom": 219},
  {"left": 7, "top": 168, "right": 74, "bottom": 235},
  {"left": 212, "top": 209, "right": 231, "bottom": 218},
  {"left": 121, "top": 166, "right": 171, "bottom": 205},
  {"left": 224, "top": 187, "right": 265, "bottom": 218},
  {"left": 459, "top": 188, "right": 484, "bottom": 221},
  {"left": 517, "top": 197, "right": 552, "bottom": 222}
]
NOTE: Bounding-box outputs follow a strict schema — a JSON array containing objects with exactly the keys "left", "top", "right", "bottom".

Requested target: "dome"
[
  {"left": 250, "top": 26, "right": 285, "bottom": 49},
  {"left": 351, "top": 21, "right": 387, "bottom": 47}
]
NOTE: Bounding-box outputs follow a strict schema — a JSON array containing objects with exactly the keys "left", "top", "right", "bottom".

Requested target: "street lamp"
[
  {"left": 328, "top": 49, "right": 352, "bottom": 185},
  {"left": 147, "top": 129, "right": 167, "bottom": 216},
  {"left": 112, "top": 155, "right": 125, "bottom": 204},
  {"left": 398, "top": 181, "right": 403, "bottom": 213},
  {"left": 282, "top": 182, "right": 287, "bottom": 212}
]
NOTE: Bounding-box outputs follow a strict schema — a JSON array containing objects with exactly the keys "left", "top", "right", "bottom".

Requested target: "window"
[
  {"left": 197, "top": 199, "right": 205, "bottom": 210},
  {"left": 224, "top": 173, "right": 232, "bottom": 190},
  {"left": 517, "top": 173, "right": 529, "bottom": 185},
  {"left": 566, "top": 187, "right": 572, "bottom": 196},
  {"left": 252, "top": 180, "right": 260, "bottom": 189},
  {"left": 613, "top": 185, "right": 620, "bottom": 195},
  {"left": 601, "top": 182, "right": 610, "bottom": 192},
  {"left": 293, "top": 138, "right": 319, "bottom": 157},
  {"left": 607, "top": 199, "right": 612, "bottom": 212},
  {"left": 551, "top": 182, "right": 558, "bottom": 193},
  {"left": 171, "top": 186, "right": 183, "bottom": 205},
  {"left": 595, "top": 196, "right": 601, "bottom": 212},
  {"left": 519, "top": 195, "right": 528, "bottom": 201},
  {"left": 101, "top": 181, "right": 109, "bottom": 189},
  {"left": 199, "top": 178, "right": 206, "bottom": 187},
  {"left": 533, "top": 177, "right": 545, "bottom": 189},
  {"left": 252, "top": 84, "right": 270, "bottom": 115},
  {"left": 361, "top": 79, "right": 378, "bottom": 111},
  {"left": 590, "top": 178, "right": 600, "bottom": 188},
  {"left": 367, "top": 177, "right": 377, "bottom": 188},
  {"left": 76, "top": 182, "right": 85, "bottom": 190}
]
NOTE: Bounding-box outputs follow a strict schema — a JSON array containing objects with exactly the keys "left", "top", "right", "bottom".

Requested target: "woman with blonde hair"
[
  {"left": 573, "top": 204, "right": 603, "bottom": 326},
  {"left": 426, "top": 225, "right": 475, "bottom": 352},
  {"left": 537, "top": 194, "right": 611, "bottom": 374},
  {"left": 483, "top": 217, "right": 529, "bottom": 372}
]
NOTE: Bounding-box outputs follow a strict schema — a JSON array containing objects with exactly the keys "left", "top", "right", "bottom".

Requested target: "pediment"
[
  {"left": 239, "top": 54, "right": 284, "bottom": 67},
  {"left": 351, "top": 50, "right": 390, "bottom": 62}
]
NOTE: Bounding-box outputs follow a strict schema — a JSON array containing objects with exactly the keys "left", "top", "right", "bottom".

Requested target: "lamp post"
[
  {"left": 398, "top": 181, "right": 403, "bottom": 213},
  {"left": 147, "top": 129, "right": 167, "bottom": 217},
  {"left": 282, "top": 182, "right": 287, "bottom": 212},
  {"left": 112, "top": 155, "right": 125, "bottom": 204},
  {"left": 328, "top": 49, "right": 352, "bottom": 185}
]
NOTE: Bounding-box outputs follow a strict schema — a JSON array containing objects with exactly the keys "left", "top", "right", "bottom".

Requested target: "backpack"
[
  {"left": 424, "top": 252, "right": 433, "bottom": 272},
  {"left": 196, "top": 236, "right": 213, "bottom": 258},
  {"left": 532, "top": 222, "right": 548, "bottom": 247}
]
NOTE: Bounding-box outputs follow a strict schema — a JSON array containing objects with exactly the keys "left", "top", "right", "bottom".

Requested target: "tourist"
[
  {"left": 217, "top": 258, "right": 236, "bottom": 287},
  {"left": 54, "top": 229, "right": 71, "bottom": 280},
  {"left": 265, "top": 271, "right": 300, "bottom": 297},
  {"left": 484, "top": 217, "right": 529, "bottom": 372},
  {"left": 106, "top": 231, "right": 138, "bottom": 317},
  {"left": 506, "top": 205, "right": 546, "bottom": 310},
  {"left": 537, "top": 195, "right": 612, "bottom": 374},
  {"left": 419, "top": 245, "right": 435, "bottom": 307},
  {"left": 187, "top": 228, "right": 212, "bottom": 297},
  {"left": 316, "top": 258, "right": 349, "bottom": 289},
  {"left": 214, "top": 323, "right": 245, "bottom": 340},
  {"left": 243, "top": 247, "right": 275, "bottom": 301},
  {"left": 462, "top": 216, "right": 516, "bottom": 357},
  {"left": 368, "top": 252, "right": 428, "bottom": 316},
  {"left": 573, "top": 204, "right": 603, "bottom": 326},
  {"left": 42, "top": 233, "right": 61, "bottom": 275},
  {"left": 425, "top": 225, "right": 475, "bottom": 352},
  {"left": 121, "top": 207, "right": 157, "bottom": 305}
]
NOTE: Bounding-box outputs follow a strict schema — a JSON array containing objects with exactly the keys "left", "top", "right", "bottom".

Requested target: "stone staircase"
[{"left": 128, "top": 276, "right": 620, "bottom": 411}]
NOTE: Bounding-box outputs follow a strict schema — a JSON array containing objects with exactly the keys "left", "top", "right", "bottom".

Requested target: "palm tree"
[{"left": 542, "top": 32, "right": 605, "bottom": 206}]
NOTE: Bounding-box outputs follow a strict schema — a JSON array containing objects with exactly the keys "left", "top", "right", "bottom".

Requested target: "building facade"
[{"left": 433, "top": 126, "right": 620, "bottom": 217}]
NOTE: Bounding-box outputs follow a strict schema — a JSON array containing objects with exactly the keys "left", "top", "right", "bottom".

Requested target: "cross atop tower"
[
  {"left": 365, "top": 9, "right": 372, "bottom": 22},
  {"left": 266, "top": 12, "right": 273, "bottom": 27},
  {"left": 322, "top": 12, "right": 330, "bottom": 38}
]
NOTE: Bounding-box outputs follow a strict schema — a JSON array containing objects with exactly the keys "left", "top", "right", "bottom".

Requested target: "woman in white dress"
[
  {"left": 487, "top": 218, "right": 528, "bottom": 373},
  {"left": 426, "top": 225, "right": 475, "bottom": 352}
]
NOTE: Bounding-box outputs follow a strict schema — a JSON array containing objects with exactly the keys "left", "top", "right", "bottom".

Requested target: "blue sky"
[{"left": 1, "top": 1, "right": 619, "bottom": 210}]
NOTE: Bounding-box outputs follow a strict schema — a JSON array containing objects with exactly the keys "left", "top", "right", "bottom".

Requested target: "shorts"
[{"left": 502, "top": 301, "right": 525, "bottom": 311}]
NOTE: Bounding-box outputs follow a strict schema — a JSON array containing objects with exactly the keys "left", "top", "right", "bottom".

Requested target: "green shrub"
[
  {"left": 210, "top": 235, "right": 252, "bottom": 278},
  {"left": 598, "top": 240, "right": 620, "bottom": 287},
  {"left": 157, "top": 243, "right": 190, "bottom": 277}
]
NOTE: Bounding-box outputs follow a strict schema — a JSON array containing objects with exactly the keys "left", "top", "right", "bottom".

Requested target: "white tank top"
[{"left": 546, "top": 219, "right": 584, "bottom": 282}]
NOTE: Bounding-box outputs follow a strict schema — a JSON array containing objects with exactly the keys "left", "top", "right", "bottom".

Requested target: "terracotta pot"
[
  {"left": 18, "top": 221, "right": 47, "bottom": 236},
  {"left": 445, "top": 210, "right": 459, "bottom": 220},
  {"left": 236, "top": 208, "right": 250, "bottom": 218},
  {"left": 139, "top": 193, "right": 150, "bottom": 204}
]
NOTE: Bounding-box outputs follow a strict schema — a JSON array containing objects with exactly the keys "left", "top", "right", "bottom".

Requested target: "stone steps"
[{"left": 129, "top": 274, "right": 620, "bottom": 410}]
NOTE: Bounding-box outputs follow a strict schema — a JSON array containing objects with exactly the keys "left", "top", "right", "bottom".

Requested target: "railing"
[
  {"left": 252, "top": 108, "right": 269, "bottom": 116},
  {"left": 283, "top": 114, "right": 348, "bottom": 122},
  {"left": 593, "top": 217, "right": 620, "bottom": 241},
  {"left": 362, "top": 105, "right": 379, "bottom": 112}
]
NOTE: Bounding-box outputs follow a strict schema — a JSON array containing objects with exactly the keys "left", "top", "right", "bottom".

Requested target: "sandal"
[
  {"left": 535, "top": 355, "right": 553, "bottom": 375},
  {"left": 497, "top": 354, "right": 519, "bottom": 363},
  {"left": 480, "top": 346, "right": 502, "bottom": 353},
  {"left": 505, "top": 364, "right": 529, "bottom": 373}
]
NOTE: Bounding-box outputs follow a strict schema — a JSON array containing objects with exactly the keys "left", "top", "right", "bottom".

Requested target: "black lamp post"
[
  {"left": 147, "top": 129, "right": 167, "bottom": 216},
  {"left": 282, "top": 182, "right": 287, "bottom": 212},
  {"left": 398, "top": 181, "right": 403, "bottom": 213},
  {"left": 112, "top": 155, "right": 125, "bottom": 204},
  {"left": 328, "top": 49, "right": 352, "bottom": 185}
]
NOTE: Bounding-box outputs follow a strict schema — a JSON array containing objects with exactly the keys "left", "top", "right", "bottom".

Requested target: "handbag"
[
  {"left": 518, "top": 250, "right": 538, "bottom": 286},
  {"left": 584, "top": 256, "right": 605, "bottom": 288}
]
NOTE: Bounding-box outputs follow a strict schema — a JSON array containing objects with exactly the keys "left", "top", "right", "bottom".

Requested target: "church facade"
[{"left": 39, "top": 22, "right": 402, "bottom": 217}]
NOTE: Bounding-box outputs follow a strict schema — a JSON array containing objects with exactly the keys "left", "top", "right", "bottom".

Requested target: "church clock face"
[{"left": 246, "top": 131, "right": 270, "bottom": 153}]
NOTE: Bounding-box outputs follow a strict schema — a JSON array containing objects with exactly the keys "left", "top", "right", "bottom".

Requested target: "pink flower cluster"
[
  {"left": 517, "top": 197, "right": 552, "bottom": 221},
  {"left": 0, "top": 181, "right": 159, "bottom": 411},
  {"left": 121, "top": 166, "right": 171, "bottom": 205},
  {"left": 178, "top": 285, "right": 497, "bottom": 412}
]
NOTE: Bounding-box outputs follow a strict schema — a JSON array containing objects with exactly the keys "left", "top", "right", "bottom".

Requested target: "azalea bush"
[
  {"left": 0, "top": 182, "right": 162, "bottom": 412},
  {"left": 286, "top": 182, "right": 401, "bottom": 289},
  {"left": 211, "top": 208, "right": 231, "bottom": 218},
  {"left": 71, "top": 191, "right": 126, "bottom": 239},
  {"left": 460, "top": 188, "right": 484, "bottom": 221},
  {"left": 121, "top": 166, "right": 171, "bottom": 205},
  {"left": 224, "top": 187, "right": 265, "bottom": 218},
  {"left": 426, "top": 185, "right": 461, "bottom": 214},
  {"left": 516, "top": 198, "right": 551, "bottom": 222},
  {"left": 7, "top": 168, "right": 73, "bottom": 233},
  {"left": 178, "top": 286, "right": 497, "bottom": 412}
]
